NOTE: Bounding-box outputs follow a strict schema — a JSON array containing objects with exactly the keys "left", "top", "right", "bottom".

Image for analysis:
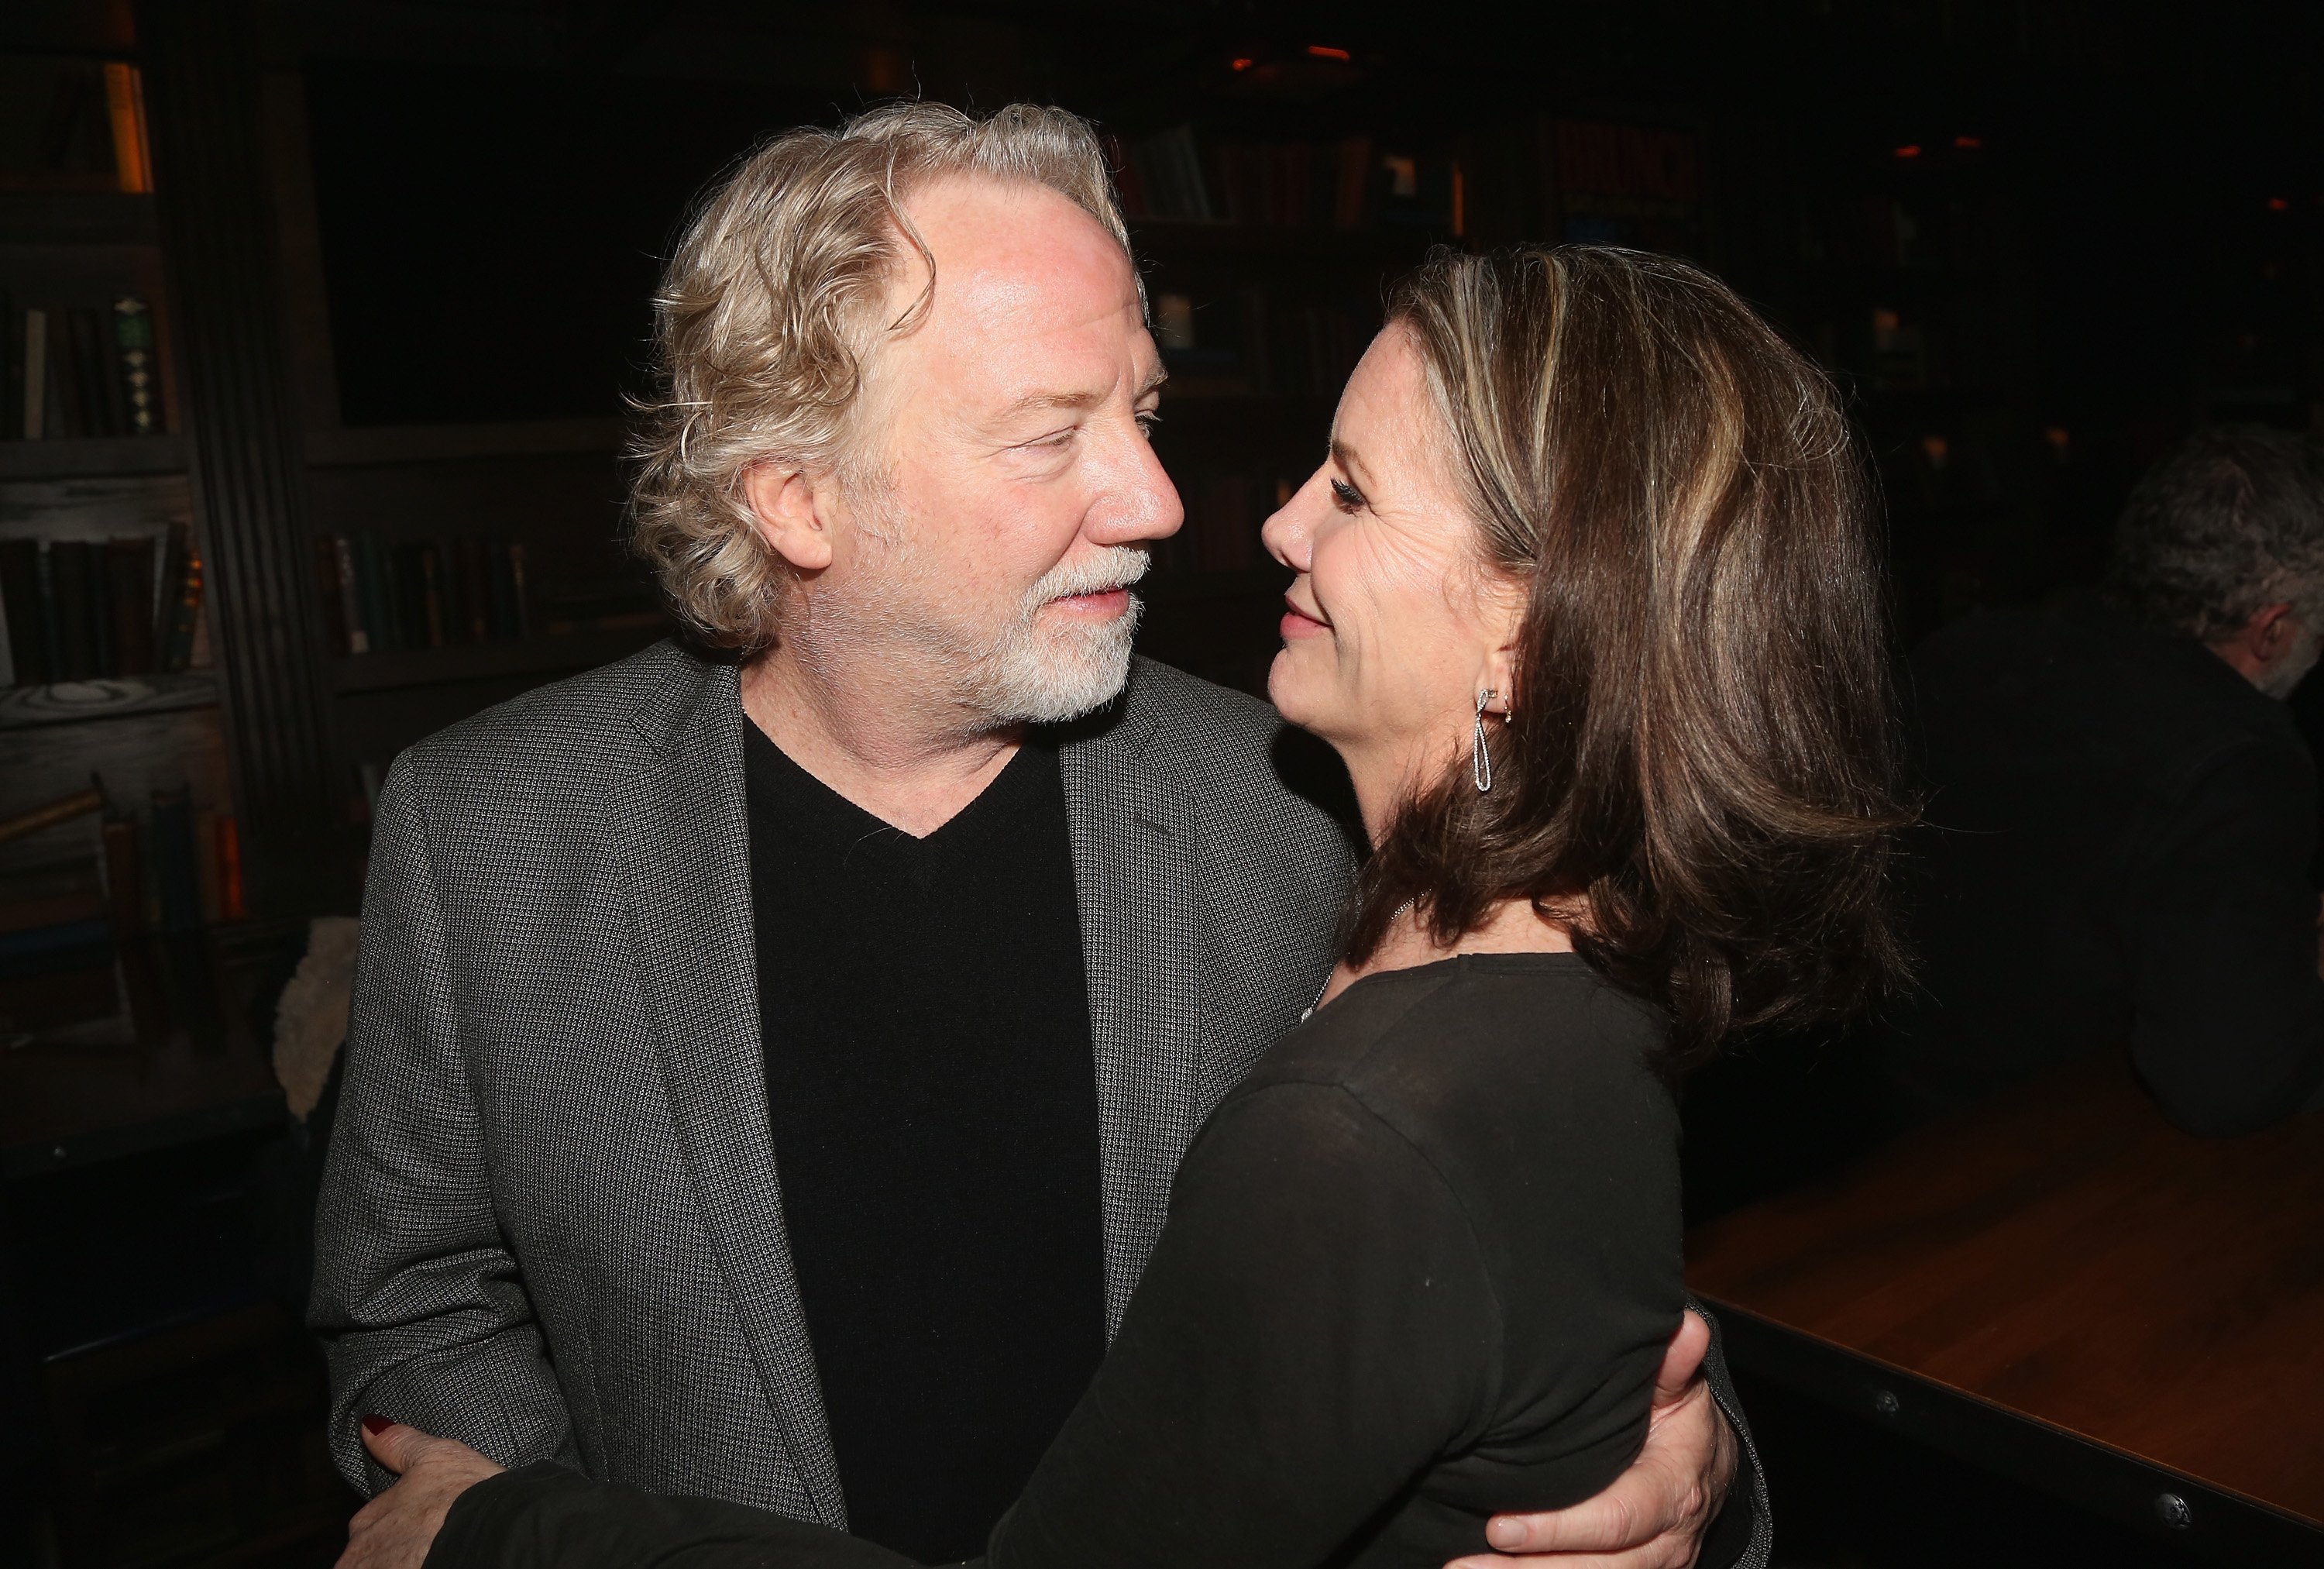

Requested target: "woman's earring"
[{"left": 1473, "top": 689, "right": 1495, "bottom": 794}]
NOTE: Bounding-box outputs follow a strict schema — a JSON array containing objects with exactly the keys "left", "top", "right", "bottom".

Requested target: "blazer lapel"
[
  {"left": 1059, "top": 682, "right": 1210, "bottom": 1339},
  {"left": 611, "top": 652, "right": 846, "bottom": 1528}
]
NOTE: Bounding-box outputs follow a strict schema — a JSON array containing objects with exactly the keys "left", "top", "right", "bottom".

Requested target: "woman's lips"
[{"left": 1280, "top": 598, "right": 1330, "bottom": 640}]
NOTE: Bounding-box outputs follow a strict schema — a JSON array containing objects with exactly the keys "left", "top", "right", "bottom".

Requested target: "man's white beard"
[
  {"left": 960, "top": 546, "right": 1149, "bottom": 724},
  {"left": 834, "top": 486, "right": 1150, "bottom": 726}
]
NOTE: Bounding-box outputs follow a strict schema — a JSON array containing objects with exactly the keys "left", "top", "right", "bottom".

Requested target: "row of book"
[
  {"left": 2, "top": 294, "right": 160, "bottom": 440},
  {"left": 1113, "top": 126, "right": 1456, "bottom": 232},
  {"left": 315, "top": 531, "right": 531, "bottom": 656},
  {"left": 0, "top": 526, "right": 204, "bottom": 688},
  {"left": 0, "top": 57, "right": 151, "bottom": 191},
  {"left": 1153, "top": 287, "right": 1371, "bottom": 399},
  {"left": 0, "top": 783, "right": 241, "bottom": 1041}
]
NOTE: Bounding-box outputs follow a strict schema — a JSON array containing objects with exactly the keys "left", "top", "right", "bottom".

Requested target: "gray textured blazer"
[{"left": 311, "top": 640, "right": 1769, "bottom": 1563}]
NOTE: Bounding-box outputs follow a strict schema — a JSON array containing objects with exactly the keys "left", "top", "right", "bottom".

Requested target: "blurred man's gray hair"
[{"left": 2104, "top": 424, "right": 2324, "bottom": 648}]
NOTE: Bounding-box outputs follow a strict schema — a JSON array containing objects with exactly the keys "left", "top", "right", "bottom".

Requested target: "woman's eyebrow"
[{"left": 1330, "top": 437, "right": 1377, "bottom": 490}]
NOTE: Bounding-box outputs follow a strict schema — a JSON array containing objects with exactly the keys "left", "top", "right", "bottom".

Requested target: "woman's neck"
[{"left": 1320, "top": 897, "right": 1575, "bottom": 1009}]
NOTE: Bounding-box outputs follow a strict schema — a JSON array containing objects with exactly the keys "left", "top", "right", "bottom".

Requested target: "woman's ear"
[
  {"left": 742, "top": 463, "right": 837, "bottom": 573},
  {"left": 1477, "top": 575, "right": 1525, "bottom": 716}
]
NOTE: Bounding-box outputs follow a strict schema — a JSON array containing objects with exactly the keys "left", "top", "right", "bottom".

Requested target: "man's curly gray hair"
[
  {"left": 2104, "top": 424, "right": 2324, "bottom": 644},
  {"left": 628, "top": 102, "right": 1133, "bottom": 654}
]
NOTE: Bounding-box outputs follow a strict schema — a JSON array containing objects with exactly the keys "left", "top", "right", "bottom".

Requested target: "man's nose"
[{"left": 1088, "top": 425, "right": 1185, "bottom": 546}]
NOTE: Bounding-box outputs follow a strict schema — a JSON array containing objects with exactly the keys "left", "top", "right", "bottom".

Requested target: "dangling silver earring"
[{"left": 1473, "top": 689, "right": 1495, "bottom": 793}]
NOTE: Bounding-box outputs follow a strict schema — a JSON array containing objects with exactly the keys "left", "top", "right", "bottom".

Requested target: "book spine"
[
  {"left": 421, "top": 544, "right": 445, "bottom": 647},
  {"left": 150, "top": 788, "right": 201, "bottom": 931},
  {"left": 486, "top": 538, "right": 517, "bottom": 640},
  {"left": 192, "top": 807, "right": 223, "bottom": 924},
  {"left": 85, "top": 531, "right": 114, "bottom": 676},
  {"left": 49, "top": 541, "right": 97, "bottom": 680},
  {"left": 2, "top": 291, "right": 17, "bottom": 442},
  {"left": 352, "top": 529, "right": 387, "bottom": 652},
  {"left": 0, "top": 539, "right": 45, "bottom": 685},
  {"left": 507, "top": 542, "right": 530, "bottom": 638},
  {"left": 101, "top": 818, "right": 144, "bottom": 938},
  {"left": 459, "top": 537, "right": 490, "bottom": 643},
  {"left": 112, "top": 296, "right": 156, "bottom": 436},
  {"left": 36, "top": 542, "right": 63, "bottom": 677},
  {"left": 160, "top": 525, "right": 201, "bottom": 672},
  {"left": 105, "top": 536, "right": 156, "bottom": 675},
  {"left": 22, "top": 309, "right": 46, "bottom": 441},
  {"left": 334, "top": 534, "right": 369, "bottom": 655},
  {"left": 314, "top": 536, "right": 349, "bottom": 657},
  {"left": 215, "top": 815, "right": 244, "bottom": 922},
  {"left": 104, "top": 63, "right": 153, "bottom": 194},
  {"left": 90, "top": 305, "right": 131, "bottom": 436},
  {"left": 55, "top": 308, "right": 93, "bottom": 439}
]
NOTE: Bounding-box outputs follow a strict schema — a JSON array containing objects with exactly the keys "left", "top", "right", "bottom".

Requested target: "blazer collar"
[
  {"left": 612, "top": 647, "right": 848, "bottom": 1527},
  {"left": 1056, "top": 665, "right": 1212, "bottom": 1338}
]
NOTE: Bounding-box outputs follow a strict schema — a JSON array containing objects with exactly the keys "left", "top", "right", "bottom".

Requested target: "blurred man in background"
[{"left": 1883, "top": 425, "right": 2324, "bottom": 1136}]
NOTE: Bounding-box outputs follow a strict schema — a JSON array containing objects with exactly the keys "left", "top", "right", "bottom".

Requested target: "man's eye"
[
  {"left": 1330, "top": 478, "right": 1365, "bottom": 513},
  {"left": 1136, "top": 411, "right": 1161, "bottom": 439},
  {"left": 1025, "top": 429, "right": 1076, "bottom": 451}
]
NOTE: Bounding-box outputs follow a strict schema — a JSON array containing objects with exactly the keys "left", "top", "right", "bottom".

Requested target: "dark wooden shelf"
[
  {"left": 0, "top": 669, "right": 218, "bottom": 731},
  {"left": 331, "top": 627, "right": 660, "bottom": 694},
  {"left": 0, "top": 188, "right": 162, "bottom": 246},
  {"left": 0, "top": 434, "right": 187, "bottom": 480},
  {"left": 304, "top": 417, "right": 624, "bottom": 467}
]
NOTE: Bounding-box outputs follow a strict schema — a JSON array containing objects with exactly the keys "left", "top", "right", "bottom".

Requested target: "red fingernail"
[{"left": 362, "top": 1413, "right": 394, "bottom": 1435}]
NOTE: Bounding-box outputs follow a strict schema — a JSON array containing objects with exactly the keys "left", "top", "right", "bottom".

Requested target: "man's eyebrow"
[
  {"left": 1136, "top": 365, "right": 1169, "bottom": 400},
  {"left": 994, "top": 368, "right": 1169, "bottom": 422},
  {"left": 999, "top": 388, "right": 1105, "bottom": 418},
  {"left": 1330, "top": 436, "right": 1375, "bottom": 489}
]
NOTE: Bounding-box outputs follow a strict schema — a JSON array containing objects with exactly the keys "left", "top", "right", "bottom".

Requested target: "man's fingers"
[
  {"left": 1475, "top": 1461, "right": 1679, "bottom": 1557},
  {"left": 359, "top": 1416, "right": 429, "bottom": 1475},
  {"left": 1652, "top": 1310, "right": 1711, "bottom": 1410},
  {"left": 1446, "top": 1541, "right": 1689, "bottom": 1569}
]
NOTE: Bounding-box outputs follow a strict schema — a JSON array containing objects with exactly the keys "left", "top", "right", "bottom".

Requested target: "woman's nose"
[{"left": 1260, "top": 481, "right": 1318, "bottom": 572}]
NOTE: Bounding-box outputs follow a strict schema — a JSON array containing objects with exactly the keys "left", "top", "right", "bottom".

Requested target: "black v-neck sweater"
[{"left": 741, "top": 721, "right": 1105, "bottom": 1560}]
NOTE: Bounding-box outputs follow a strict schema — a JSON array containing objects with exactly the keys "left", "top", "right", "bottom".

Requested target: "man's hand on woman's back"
[{"left": 1447, "top": 1310, "right": 1737, "bottom": 1569}]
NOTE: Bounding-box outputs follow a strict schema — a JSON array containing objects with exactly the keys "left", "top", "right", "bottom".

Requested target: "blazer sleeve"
[
  {"left": 1689, "top": 1298, "right": 1772, "bottom": 1569},
  {"left": 2128, "top": 737, "right": 2324, "bottom": 1137},
  {"left": 309, "top": 752, "right": 580, "bottom": 1495}
]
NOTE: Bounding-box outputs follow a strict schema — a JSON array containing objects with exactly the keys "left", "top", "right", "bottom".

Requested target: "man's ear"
[
  {"left": 742, "top": 463, "right": 837, "bottom": 573},
  {"left": 2251, "top": 602, "right": 2300, "bottom": 662}
]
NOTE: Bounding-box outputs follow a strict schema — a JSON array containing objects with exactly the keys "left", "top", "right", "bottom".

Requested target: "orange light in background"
[
  {"left": 1307, "top": 44, "right": 1352, "bottom": 60},
  {"left": 1895, "top": 144, "right": 1923, "bottom": 159},
  {"left": 1920, "top": 435, "right": 1949, "bottom": 470},
  {"left": 1954, "top": 135, "right": 1982, "bottom": 150},
  {"left": 2267, "top": 197, "right": 2291, "bottom": 212},
  {"left": 2044, "top": 425, "right": 2071, "bottom": 453},
  {"left": 1231, "top": 57, "right": 1254, "bottom": 71}
]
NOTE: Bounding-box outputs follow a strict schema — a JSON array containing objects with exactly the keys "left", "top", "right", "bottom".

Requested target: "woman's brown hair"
[{"left": 1352, "top": 245, "right": 1910, "bottom": 1071}]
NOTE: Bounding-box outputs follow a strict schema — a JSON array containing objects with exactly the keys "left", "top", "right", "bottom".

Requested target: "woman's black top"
[{"left": 431, "top": 953, "right": 1683, "bottom": 1569}]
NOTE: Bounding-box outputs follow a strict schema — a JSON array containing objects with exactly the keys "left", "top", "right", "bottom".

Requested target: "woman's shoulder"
[{"left": 1238, "top": 955, "right": 1676, "bottom": 1171}]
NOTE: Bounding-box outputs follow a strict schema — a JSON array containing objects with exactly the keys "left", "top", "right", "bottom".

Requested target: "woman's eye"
[{"left": 1329, "top": 477, "right": 1366, "bottom": 513}]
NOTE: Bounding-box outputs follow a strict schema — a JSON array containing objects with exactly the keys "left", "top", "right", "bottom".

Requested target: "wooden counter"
[{"left": 1689, "top": 1052, "right": 2324, "bottom": 1563}]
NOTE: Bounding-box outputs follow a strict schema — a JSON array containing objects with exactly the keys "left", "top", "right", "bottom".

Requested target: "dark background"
[
  {"left": 287, "top": 0, "right": 2324, "bottom": 645},
  {"left": 3, "top": 2, "right": 2319, "bottom": 1566}
]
